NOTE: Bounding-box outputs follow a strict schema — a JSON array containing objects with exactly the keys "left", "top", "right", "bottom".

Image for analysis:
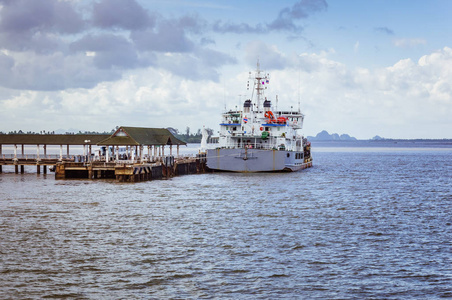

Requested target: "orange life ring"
[
  {"left": 259, "top": 126, "right": 263, "bottom": 131},
  {"left": 264, "top": 111, "right": 275, "bottom": 120}
]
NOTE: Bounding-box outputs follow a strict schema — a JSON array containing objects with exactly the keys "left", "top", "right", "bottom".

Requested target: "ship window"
[
  {"left": 265, "top": 127, "right": 269, "bottom": 131},
  {"left": 233, "top": 126, "right": 237, "bottom": 131},
  {"left": 287, "top": 153, "right": 290, "bottom": 158}
]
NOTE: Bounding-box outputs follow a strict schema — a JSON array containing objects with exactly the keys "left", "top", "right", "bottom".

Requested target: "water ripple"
[{"left": 1, "top": 149, "right": 451, "bottom": 298}]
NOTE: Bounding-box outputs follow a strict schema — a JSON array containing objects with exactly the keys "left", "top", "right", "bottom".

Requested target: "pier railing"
[
  {"left": 0, "top": 154, "right": 197, "bottom": 165},
  {"left": 1, "top": 154, "right": 67, "bottom": 160}
]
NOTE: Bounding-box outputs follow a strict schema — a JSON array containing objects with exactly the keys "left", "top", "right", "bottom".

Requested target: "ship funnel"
[
  {"left": 263, "top": 99, "right": 271, "bottom": 111},
  {"left": 243, "top": 99, "right": 252, "bottom": 113}
]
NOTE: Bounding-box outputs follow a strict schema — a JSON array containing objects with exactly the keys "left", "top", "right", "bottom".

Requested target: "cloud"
[
  {"left": 70, "top": 33, "right": 144, "bottom": 69},
  {"left": 0, "top": 0, "right": 330, "bottom": 92},
  {"left": 268, "top": 0, "right": 328, "bottom": 32},
  {"left": 374, "top": 26, "right": 394, "bottom": 35},
  {"left": 244, "top": 41, "right": 286, "bottom": 70},
  {"left": 131, "top": 20, "right": 196, "bottom": 53},
  {"left": 0, "top": 0, "right": 84, "bottom": 35},
  {"left": 0, "top": 51, "right": 123, "bottom": 90},
  {"left": 238, "top": 45, "right": 452, "bottom": 138},
  {"left": 92, "top": 0, "right": 154, "bottom": 30},
  {"left": 155, "top": 48, "right": 237, "bottom": 81},
  {"left": 212, "top": 21, "right": 267, "bottom": 34},
  {"left": 1, "top": 45, "right": 452, "bottom": 138},
  {"left": 214, "top": 0, "right": 327, "bottom": 34},
  {"left": 0, "top": 0, "right": 234, "bottom": 91},
  {"left": 354, "top": 41, "right": 360, "bottom": 53},
  {"left": 0, "top": 0, "right": 84, "bottom": 53},
  {"left": 393, "top": 38, "right": 427, "bottom": 48}
]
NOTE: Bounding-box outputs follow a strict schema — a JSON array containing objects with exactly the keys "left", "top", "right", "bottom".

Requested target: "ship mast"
[{"left": 252, "top": 60, "right": 268, "bottom": 113}]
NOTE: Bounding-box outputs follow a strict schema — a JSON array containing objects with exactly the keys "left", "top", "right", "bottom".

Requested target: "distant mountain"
[
  {"left": 308, "top": 130, "right": 357, "bottom": 141},
  {"left": 371, "top": 135, "right": 384, "bottom": 140}
]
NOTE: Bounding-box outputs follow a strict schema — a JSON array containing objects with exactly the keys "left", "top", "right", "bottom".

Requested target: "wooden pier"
[
  {"left": 52, "top": 155, "right": 206, "bottom": 182},
  {"left": 0, "top": 155, "right": 207, "bottom": 182},
  {"left": 0, "top": 126, "right": 208, "bottom": 182}
]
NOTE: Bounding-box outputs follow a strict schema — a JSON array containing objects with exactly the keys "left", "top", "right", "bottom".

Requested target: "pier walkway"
[{"left": 0, "top": 127, "right": 207, "bottom": 181}]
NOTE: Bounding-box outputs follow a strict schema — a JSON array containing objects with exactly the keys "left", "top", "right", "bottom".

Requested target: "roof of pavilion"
[
  {"left": 0, "top": 134, "right": 110, "bottom": 145},
  {"left": 0, "top": 127, "right": 186, "bottom": 147},
  {"left": 96, "top": 127, "right": 186, "bottom": 146}
]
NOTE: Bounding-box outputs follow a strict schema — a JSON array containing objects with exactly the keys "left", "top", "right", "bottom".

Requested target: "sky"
[{"left": 1, "top": 0, "right": 452, "bottom": 139}]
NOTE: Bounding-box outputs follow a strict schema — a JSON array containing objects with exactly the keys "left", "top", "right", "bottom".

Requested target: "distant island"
[
  {"left": 307, "top": 130, "right": 452, "bottom": 142},
  {"left": 308, "top": 130, "right": 357, "bottom": 141}
]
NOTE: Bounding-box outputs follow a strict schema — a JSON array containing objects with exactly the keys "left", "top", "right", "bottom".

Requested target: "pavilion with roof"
[
  {"left": 97, "top": 126, "right": 186, "bottom": 162},
  {"left": 0, "top": 126, "right": 186, "bottom": 163}
]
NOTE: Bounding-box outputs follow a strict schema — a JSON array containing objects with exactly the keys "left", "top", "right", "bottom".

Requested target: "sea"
[{"left": 1, "top": 141, "right": 451, "bottom": 299}]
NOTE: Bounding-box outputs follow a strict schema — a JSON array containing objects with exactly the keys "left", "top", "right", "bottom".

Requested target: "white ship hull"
[{"left": 206, "top": 148, "right": 312, "bottom": 172}]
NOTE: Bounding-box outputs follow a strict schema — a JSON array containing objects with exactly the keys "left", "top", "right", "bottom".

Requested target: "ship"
[{"left": 205, "top": 62, "right": 313, "bottom": 172}]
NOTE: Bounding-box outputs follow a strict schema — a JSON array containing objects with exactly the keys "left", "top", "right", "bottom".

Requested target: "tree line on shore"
[
  {"left": 0, "top": 130, "right": 115, "bottom": 135},
  {"left": 0, "top": 127, "right": 214, "bottom": 143}
]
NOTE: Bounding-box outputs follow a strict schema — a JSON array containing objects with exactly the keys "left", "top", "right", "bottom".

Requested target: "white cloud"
[
  {"left": 2, "top": 46, "right": 452, "bottom": 138},
  {"left": 0, "top": 1, "right": 450, "bottom": 139},
  {"left": 393, "top": 38, "right": 427, "bottom": 48},
  {"left": 354, "top": 41, "right": 359, "bottom": 53},
  {"left": 254, "top": 46, "right": 452, "bottom": 138}
]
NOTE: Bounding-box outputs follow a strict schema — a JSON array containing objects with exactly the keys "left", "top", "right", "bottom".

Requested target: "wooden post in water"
[
  {"left": 42, "top": 148, "right": 47, "bottom": 173},
  {"left": 140, "top": 145, "right": 144, "bottom": 162},
  {"left": 55, "top": 163, "right": 65, "bottom": 179},
  {"left": 147, "top": 145, "right": 151, "bottom": 162},
  {"left": 89, "top": 145, "right": 92, "bottom": 162},
  {"left": 36, "top": 144, "right": 40, "bottom": 174}
]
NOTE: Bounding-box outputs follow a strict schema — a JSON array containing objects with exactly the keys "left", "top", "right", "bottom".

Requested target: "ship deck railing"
[{"left": 208, "top": 145, "right": 304, "bottom": 152}]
